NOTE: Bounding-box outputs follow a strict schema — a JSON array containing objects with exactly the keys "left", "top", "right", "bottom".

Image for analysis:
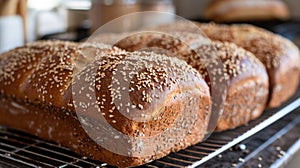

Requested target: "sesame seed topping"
[{"left": 0, "top": 40, "right": 123, "bottom": 110}]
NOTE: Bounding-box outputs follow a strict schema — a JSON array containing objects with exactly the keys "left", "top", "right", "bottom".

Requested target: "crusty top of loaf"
[
  {"left": 115, "top": 31, "right": 268, "bottom": 87},
  {"left": 116, "top": 31, "right": 209, "bottom": 53},
  {"left": 155, "top": 22, "right": 300, "bottom": 69},
  {"left": 203, "top": 0, "right": 290, "bottom": 20},
  {"left": 0, "top": 40, "right": 210, "bottom": 137},
  {"left": 198, "top": 23, "right": 300, "bottom": 70},
  {"left": 71, "top": 49, "right": 209, "bottom": 136},
  {"left": 0, "top": 40, "right": 123, "bottom": 108},
  {"left": 195, "top": 41, "right": 268, "bottom": 87}
]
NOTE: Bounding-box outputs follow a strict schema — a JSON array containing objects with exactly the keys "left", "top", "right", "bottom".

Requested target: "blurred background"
[{"left": 1, "top": 0, "right": 300, "bottom": 49}]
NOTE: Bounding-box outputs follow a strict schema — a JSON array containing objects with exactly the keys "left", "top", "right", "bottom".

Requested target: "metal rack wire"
[{"left": 0, "top": 89, "right": 299, "bottom": 168}]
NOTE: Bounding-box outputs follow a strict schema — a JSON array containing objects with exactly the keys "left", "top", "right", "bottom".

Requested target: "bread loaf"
[
  {"left": 198, "top": 23, "right": 300, "bottom": 108},
  {"left": 203, "top": 0, "right": 290, "bottom": 22},
  {"left": 113, "top": 32, "right": 269, "bottom": 131},
  {"left": 0, "top": 41, "right": 212, "bottom": 167},
  {"left": 153, "top": 22, "right": 300, "bottom": 108},
  {"left": 197, "top": 41, "right": 269, "bottom": 131}
]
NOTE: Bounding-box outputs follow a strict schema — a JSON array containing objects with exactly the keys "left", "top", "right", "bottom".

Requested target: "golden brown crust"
[
  {"left": 114, "top": 32, "right": 269, "bottom": 131},
  {"left": 203, "top": 0, "right": 290, "bottom": 22},
  {"left": 0, "top": 97, "right": 144, "bottom": 167},
  {"left": 154, "top": 21, "right": 300, "bottom": 107},
  {"left": 200, "top": 42, "right": 269, "bottom": 131},
  {"left": 73, "top": 50, "right": 211, "bottom": 134},
  {"left": 0, "top": 41, "right": 211, "bottom": 167},
  {"left": 0, "top": 41, "right": 121, "bottom": 108},
  {"left": 197, "top": 23, "right": 300, "bottom": 108}
]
